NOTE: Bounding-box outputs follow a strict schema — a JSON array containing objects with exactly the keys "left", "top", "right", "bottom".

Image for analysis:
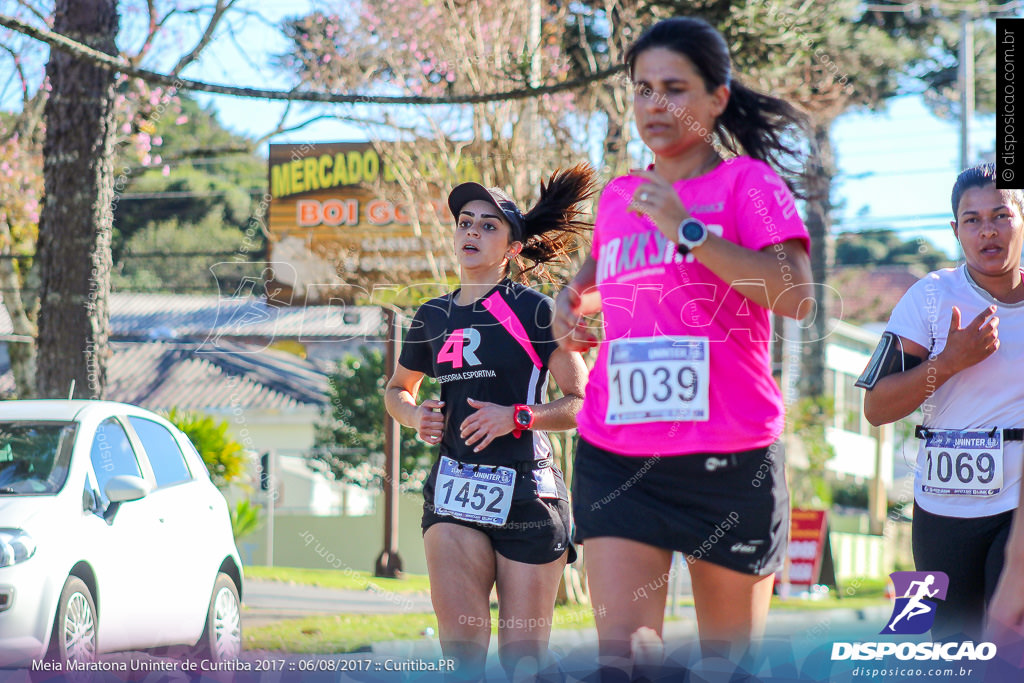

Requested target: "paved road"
[
  {"left": 242, "top": 578, "right": 435, "bottom": 629},
  {"left": 240, "top": 562, "right": 693, "bottom": 630}
]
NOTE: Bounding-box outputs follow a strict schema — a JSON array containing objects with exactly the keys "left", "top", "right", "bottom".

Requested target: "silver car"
[{"left": 0, "top": 400, "right": 243, "bottom": 668}]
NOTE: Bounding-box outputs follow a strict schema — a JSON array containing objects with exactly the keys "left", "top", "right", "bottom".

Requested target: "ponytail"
[
  {"left": 717, "top": 81, "right": 808, "bottom": 198},
  {"left": 515, "top": 163, "right": 598, "bottom": 279}
]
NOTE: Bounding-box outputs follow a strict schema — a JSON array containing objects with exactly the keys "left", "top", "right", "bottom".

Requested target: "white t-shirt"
[{"left": 886, "top": 265, "right": 1024, "bottom": 518}]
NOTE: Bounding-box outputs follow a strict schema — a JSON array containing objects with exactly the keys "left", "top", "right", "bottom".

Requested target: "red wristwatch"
[{"left": 512, "top": 404, "right": 534, "bottom": 439}]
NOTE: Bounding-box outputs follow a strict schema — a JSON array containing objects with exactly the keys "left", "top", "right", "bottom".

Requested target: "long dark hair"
[
  {"left": 514, "top": 163, "right": 598, "bottom": 279},
  {"left": 625, "top": 17, "right": 807, "bottom": 196}
]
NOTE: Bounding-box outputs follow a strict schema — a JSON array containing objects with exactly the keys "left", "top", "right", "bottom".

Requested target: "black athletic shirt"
[{"left": 399, "top": 279, "right": 558, "bottom": 467}]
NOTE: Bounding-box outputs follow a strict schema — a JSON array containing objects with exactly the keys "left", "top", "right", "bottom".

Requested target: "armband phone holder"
[{"left": 855, "top": 331, "right": 923, "bottom": 390}]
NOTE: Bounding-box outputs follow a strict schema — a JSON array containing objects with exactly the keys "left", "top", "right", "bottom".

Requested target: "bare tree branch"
[
  {"left": 0, "top": 12, "right": 624, "bottom": 105},
  {"left": 0, "top": 44, "right": 30, "bottom": 107},
  {"left": 12, "top": 0, "right": 48, "bottom": 26},
  {"left": 170, "top": 0, "right": 241, "bottom": 76},
  {"left": 127, "top": 0, "right": 160, "bottom": 66}
]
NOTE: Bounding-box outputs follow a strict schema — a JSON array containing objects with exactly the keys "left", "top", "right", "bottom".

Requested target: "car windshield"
[{"left": 0, "top": 422, "right": 77, "bottom": 495}]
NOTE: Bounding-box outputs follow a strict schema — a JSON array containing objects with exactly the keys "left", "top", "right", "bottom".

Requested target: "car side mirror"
[
  {"left": 103, "top": 475, "right": 152, "bottom": 523},
  {"left": 105, "top": 475, "right": 151, "bottom": 503}
]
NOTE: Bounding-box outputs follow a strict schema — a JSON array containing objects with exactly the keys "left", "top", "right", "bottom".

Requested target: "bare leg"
[
  {"left": 493, "top": 550, "right": 567, "bottom": 682},
  {"left": 688, "top": 558, "right": 775, "bottom": 659},
  {"left": 424, "top": 523, "right": 496, "bottom": 681},
  {"left": 584, "top": 537, "right": 673, "bottom": 677}
]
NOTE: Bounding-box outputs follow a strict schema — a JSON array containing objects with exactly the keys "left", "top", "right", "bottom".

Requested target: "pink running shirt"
[{"left": 575, "top": 157, "right": 810, "bottom": 456}]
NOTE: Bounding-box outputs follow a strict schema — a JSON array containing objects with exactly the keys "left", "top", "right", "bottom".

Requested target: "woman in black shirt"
[{"left": 385, "top": 166, "right": 594, "bottom": 681}]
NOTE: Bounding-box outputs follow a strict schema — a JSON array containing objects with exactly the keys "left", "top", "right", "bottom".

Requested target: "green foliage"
[
  {"left": 112, "top": 95, "right": 266, "bottom": 257},
  {"left": 831, "top": 479, "right": 870, "bottom": 510},
  {"left": 788, "top": 396, "right": 836, "bottom": 509},
  {"left": 897, "top": 4, "right": 1001, "bottom": 118},
  {"left": 229, "top": 499, "right": 263, "bottom": 541},
  {"left": 312, "top": 348, "right": 435, "bottom": 484},
  {"left": 115, "top": 165, "right": 255, "bottom": 240},
  {"left": 835, "top": 229, "right": 954, "bottom": 272},
  {"left": 112, "top": 214, "right": 252, "bottom": 292},
  {"left": 167, "top": 408, "right": 246, "bottom": 489}
]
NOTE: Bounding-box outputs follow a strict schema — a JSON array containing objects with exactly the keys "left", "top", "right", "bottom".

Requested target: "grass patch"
[
  {"left": 245, "top": 604, "right": 600, "bottom": 654},
  {"left": 245, "top": 613, "right": 439, "bottom": 654},
  {"left": 770, "top": 595, "right": 888, "bottom": 611},
  {"left": 242, "top": 567, "right": 891, "bottom": 653},
  {"left": 770, "top": 577, "right": 890, "bottom": 610},
  {"left": 245, "top": 565, "right": 431, "bottom": 594},
  {"left": 244, "top": 594, "right": 887, "bottom": 654}
]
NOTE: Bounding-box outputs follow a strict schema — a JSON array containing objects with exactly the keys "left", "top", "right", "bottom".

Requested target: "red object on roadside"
[{"left": 785, "top": 508, "right": 829, "bottom": 588}]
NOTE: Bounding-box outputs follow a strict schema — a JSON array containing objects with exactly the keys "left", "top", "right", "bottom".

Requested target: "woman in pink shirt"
[{"left": 553, "top": 16, "right": 813, "bottom": 672}]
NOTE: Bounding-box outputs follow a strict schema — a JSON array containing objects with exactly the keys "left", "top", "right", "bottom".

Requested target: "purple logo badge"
[{"left": 881, "top": 571, "right": 950, "bottom": 635}]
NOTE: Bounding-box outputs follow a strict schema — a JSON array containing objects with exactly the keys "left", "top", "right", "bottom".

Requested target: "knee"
[{"left": 437, "top": 611, "right": 491, "bottom": 642}]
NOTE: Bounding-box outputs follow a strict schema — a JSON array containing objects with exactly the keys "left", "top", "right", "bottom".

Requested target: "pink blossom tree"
[
  {"left": 278, "top": 1, "right": 598, "bottom": 285},
  {"left": 0, "top": 0, "right": 235, "bottom": 397}
]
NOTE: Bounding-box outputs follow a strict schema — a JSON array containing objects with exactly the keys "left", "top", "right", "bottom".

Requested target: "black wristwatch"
[{"left": 676, "top": 217, "right": 708, "bottom": 255}]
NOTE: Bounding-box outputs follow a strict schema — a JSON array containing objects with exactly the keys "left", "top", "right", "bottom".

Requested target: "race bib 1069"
[
  {"left": 921, "top": 429, "right": 1004, "bottom": 497},
  {"left": 605, "top": 336, "right": 710, "bottom": 425},
  {"left": 433, "top": 456, "right": 516, "bottom": 526}
]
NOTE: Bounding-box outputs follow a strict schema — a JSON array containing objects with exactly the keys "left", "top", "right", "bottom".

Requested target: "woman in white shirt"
[{"left": 863, "top": 163, "right": 1024, "bottom": 641}]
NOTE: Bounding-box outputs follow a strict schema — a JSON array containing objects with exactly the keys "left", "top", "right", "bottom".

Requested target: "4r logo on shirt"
[{"left": 437, "top": 328, "right": 482, "bottom": 368}]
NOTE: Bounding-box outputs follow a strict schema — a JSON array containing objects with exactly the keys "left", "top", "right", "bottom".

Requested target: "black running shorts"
[
  {"left": 422, "top": 459, "right": 576, "bottom": 566},
  {"left": 572, "top": 438, "right": 789, "bottom": 576}
]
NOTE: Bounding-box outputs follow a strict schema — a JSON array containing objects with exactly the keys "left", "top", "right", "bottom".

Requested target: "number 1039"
[{"left": 610, "top": 366, "right": 699, "bottom": 405}]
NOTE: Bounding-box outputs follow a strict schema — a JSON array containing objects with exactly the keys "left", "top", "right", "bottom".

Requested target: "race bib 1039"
[{"left": 605, "top": 336, "right": 710, "bottom": 425}]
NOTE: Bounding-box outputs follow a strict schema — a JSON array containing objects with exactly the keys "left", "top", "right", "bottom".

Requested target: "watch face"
[
  {"left": 515, "top": 410, "right": 531, "bottom": 427},
  {"left": 682, "top": 221, "right": 705, "bottom": 242}
]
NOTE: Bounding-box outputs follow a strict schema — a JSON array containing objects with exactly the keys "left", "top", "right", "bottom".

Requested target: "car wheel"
[
  {"left": 52, "top": 576, "right": 98, "bottom": 664},
  {"left": 194, "top": 572, "right": 241, "bottom": 662}
]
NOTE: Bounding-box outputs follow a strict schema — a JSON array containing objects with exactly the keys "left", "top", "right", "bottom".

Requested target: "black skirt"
[{"left": 572, "top": 437, "right": 789, "bottom": 576}]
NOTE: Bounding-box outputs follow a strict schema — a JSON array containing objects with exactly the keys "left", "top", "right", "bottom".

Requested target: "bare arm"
[
  {"left": 630, "top": 169, "right": 812, "bottom": 319},
  {"left": 864, "top": 305, "right": 999, "bottom": 426},
  {"left": 529, "top": 346, "right": 588, "bottom": 431},
  {"left": 689, "top": 237, "right": 812, "bottom": 319},
  {"left": 384, "top": 363, "right": 445, "bottom": 444},
  {"left": 553, "top": 256, "right": 602, "bottom": 353},
  {"left": 460, "top": 346, "right": 589, "bottom": 453}
]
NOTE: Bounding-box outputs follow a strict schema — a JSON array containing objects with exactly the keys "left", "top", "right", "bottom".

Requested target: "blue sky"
[
  {"left": 0, "top": 1, "right": 999, "bottom": 259},
  {"left": 178, "top": 1, "right": 995, "bottom": 259}
]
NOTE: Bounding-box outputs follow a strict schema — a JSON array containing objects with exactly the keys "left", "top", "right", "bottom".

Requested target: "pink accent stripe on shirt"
[{"left": 481, "top": 291, "right": 543, "bottom": 369}]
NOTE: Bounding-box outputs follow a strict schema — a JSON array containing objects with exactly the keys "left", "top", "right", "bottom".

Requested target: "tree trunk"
[
  {"left": 35, "top": 0, "right": 119, "bottom": 399},
  {"left": 800, "top": 118, "right": 835, "bottom": 399}
]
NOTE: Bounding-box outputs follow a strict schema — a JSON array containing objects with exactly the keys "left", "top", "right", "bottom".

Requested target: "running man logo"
[{"left": 881, "top": 571, "right": 950, "bottom": 635}]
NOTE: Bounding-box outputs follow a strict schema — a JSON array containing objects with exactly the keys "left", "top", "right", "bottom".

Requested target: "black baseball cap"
[{"left": 447, "top": 182, "right": 526, "bottom": 241}]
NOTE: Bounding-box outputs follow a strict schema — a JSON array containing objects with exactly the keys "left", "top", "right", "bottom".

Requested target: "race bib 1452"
[{"left": 434, "top": 456, "right": 516, "bottom": 526}]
